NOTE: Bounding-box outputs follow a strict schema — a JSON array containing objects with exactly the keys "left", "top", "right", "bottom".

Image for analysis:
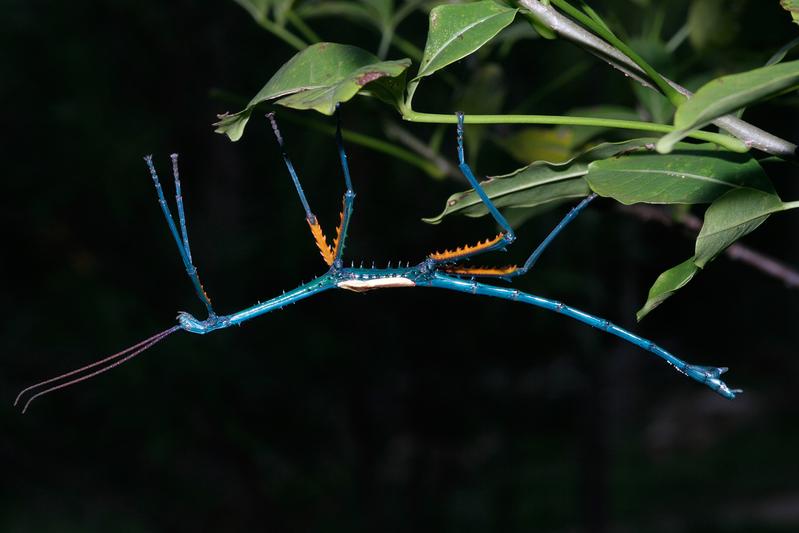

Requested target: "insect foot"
[
  {"left": 683, "top": 365, "right": 742, "bottom": 399},
  {"left": 177, "top": 312, "right": 228, "bottom": 334}
]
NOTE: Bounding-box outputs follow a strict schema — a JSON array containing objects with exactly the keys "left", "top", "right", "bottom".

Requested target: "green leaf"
[
  {"left": 586, "top": 144, "right": 774, "bottom": 205},
  {"left": 657, "top": 60, "right": 799, "bottom": 152},
  {"left": 781, "top": 0, "right": 799, "bottom": 26},
  {"left": 214, "top": 43, "right": 410, "bottom": 140},
  {"left": 636, "top": 259, "right": 699, "bottom": 321},
  {"left": 694, "top": 189, "right": 797, "bottom": 267},
  {"left": 638, "top": 191, "right": 799, "bottom": 319},
  {"left": 274, "top": 58, "right": 409, "bottom": 113},
  {"left": 424, "top": 139, "right": 653, "bottom": 224},
  {"left": 414, "top": 0, "right": 517, "bottom": 81},
  {"left": 361, "top": 70, "right": 408, "bottom": 111}
]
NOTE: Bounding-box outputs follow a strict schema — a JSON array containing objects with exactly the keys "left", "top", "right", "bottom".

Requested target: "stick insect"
[{"left": 15, "top": 106, "right": 741, "bottom": 413}]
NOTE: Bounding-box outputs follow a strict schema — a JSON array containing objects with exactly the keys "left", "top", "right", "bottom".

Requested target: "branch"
[
  {"left": 402, "top": 111, "right": 745, "bottom": 151},
  {"left": 618, "top": 204, "right": 799, "bottom": 289},
  {"left": 519, "top": 0, "right": 798, "bottom": 159}
]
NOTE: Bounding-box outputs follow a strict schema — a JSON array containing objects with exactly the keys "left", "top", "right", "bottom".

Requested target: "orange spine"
[
  {"left": 307, "top": 219, "right": 336, "bottom": 266},
  {"left": 429, "top": 232, "right": 506, "bottom": 261},
  {"left": 441, "top": 265, "right": 519, "bottom": 276}
]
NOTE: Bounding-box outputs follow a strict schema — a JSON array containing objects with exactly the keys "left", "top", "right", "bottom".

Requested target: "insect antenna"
[{"left": 15, "top": 325, "right": 181, "bottom": 414}]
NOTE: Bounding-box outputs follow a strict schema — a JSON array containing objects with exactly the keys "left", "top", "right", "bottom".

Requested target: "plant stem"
[
  {"left": 254, "top": 15, "right": 307, "bottom": 51},
  {"left": 548, "top": 0, "right": 685, "bottom": 105},
  {"left": 403, "top": 111, "right": 747, "bottom": 152},
  {"left": 286, "top": 11, "right": 321, "bottom": 44},
  {"left": 377, "top": 26, "right": 394, "bottom": 59},
  {"left": 518, "top": 0, "right": 798, "bottom": 159}
]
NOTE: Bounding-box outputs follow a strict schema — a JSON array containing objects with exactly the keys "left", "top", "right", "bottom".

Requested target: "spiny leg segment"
[
  {"left": 427, "top": 273, "right": 741, "bottom": 399},
  {"left": 334, "top": 104, "right": 356, "bottom": 267},
  {"left": 267, "top": 104, "right": 355, "bottom": 268},
  {"left": 432, "top": 112, "right": 598, "bottom": 279},
  {"left": 429, "top": 112, "right": 516, "bottom": 266},
  {"left": 144, "top": 154, "right": 215, "bottom": 317},
  {"left": 444, "top": 192, "right": 598, "bottom": 279}
]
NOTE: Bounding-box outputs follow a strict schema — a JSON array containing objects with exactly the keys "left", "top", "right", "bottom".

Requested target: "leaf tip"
[{"left": 212, "top": 109, "right": 252, "bottom": 142}]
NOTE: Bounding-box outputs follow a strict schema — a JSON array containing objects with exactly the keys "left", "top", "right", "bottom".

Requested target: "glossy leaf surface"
[
  {"left": 586, "top": 144, "right": 773, "bottom": 205},
  {"left": 215, "top": 43, "right": 410, "bottom": 140},
  {"left": 414, "top": 0, "right": 517, "bottom": 81},
  {"left": 781, "top": 0, "right": 799, "bottom": 26},
  {"left": 694, "top": 189, "right": 797, "bottom": 267},
  {"left": 424, "top": 140, "right": 652, "bottom": 224},
  {"left": 639, "top": 191, "right": 798, "bottom": 318},
  {"left": 637, "top": 258, "right": 700, "bottom": 321},
  {"left": 657, "top": 60, "right": 799, "bottom": 152}
]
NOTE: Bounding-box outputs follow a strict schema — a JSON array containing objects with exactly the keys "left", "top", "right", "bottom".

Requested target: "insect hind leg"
[
  {"left": 428, "top": 112, "right": 516, "bottom": 266},
  {"left": 443, "top": 193, "right": 598, "bottom": 280}
]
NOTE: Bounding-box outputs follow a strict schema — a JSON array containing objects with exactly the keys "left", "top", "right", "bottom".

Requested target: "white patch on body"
[{"left": 337, "top": 277, "right": 416, "bottom": 293}]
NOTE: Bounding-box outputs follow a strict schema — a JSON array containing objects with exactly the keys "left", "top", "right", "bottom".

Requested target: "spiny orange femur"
[
  {"left": 307, "top": 218, "right": 336, "bottom": 266},
  {"left": 331, "top": 198, "right": 346, "bottom": 258},
  {"left": 429, "top": 232, "right": 506, "bottom": 261},
  {"left": 441, "top": 265, "right": 518, "bottom": 276},
  {"left": 307, "top": 197, "right": 347, "bottom": 266}
]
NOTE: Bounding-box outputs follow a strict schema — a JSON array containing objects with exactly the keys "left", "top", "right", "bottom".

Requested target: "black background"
[{"left": 4, "top": 1, "right": 799, "bottom": 532}]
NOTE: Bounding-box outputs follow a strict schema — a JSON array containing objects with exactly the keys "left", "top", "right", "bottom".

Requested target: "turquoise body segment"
[{"left": 425, "top": 272, "right": 741, "bottom": 399}]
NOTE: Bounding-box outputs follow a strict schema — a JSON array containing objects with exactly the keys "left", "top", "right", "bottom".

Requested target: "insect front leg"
[{"left": 144, "top": 154, "right": 216, "bottom": 317}]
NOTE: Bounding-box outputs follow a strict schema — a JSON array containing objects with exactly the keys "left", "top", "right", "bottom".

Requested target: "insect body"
[{"left": 15, "top": 107, "right": 740, "bottom": 413}]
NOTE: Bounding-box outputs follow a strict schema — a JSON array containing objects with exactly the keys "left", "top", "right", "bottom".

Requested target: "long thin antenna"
[{"left": 15, "top": 325, "right": 180, "bottom": 413}]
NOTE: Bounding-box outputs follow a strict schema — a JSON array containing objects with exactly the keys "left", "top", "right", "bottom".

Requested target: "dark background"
[{"left": 3, "top": 1, "right": 799, "bottom": 532}]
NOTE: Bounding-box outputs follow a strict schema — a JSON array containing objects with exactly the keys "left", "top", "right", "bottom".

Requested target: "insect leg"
[
  {"left": 267, "top": 112, "right": 337, "bottom": 267},
  {"left": 144, "top": 155, "right": 215, "bottom": 316},
  {"left": 332, "top": 103, "right": 355, "bottom": 267},
  {"left": 443, "top": 193, "right": 597, "bottom": 279},
  {"left": 428, "top": 112, "right": 516, "bottom": 265},
  {"left": 428, "top": 273, "right": 741, "bottom": 399}
]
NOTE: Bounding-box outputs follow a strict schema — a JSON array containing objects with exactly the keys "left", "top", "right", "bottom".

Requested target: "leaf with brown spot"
[{"left": 214, "top": 42, "right": 410, "bottom": 141}]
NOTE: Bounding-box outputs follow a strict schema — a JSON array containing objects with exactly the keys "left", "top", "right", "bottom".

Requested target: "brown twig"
[
  {"left": 618, "top": 204, "right": 799, "bottom": 289},
  {"left": 519, "top": 0, "right": 798, "bottom": 159}
]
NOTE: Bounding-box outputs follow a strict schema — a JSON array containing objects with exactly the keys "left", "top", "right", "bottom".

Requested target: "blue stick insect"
[{"left": 15, "top": 106, "right": 741, "bottom": 413}]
